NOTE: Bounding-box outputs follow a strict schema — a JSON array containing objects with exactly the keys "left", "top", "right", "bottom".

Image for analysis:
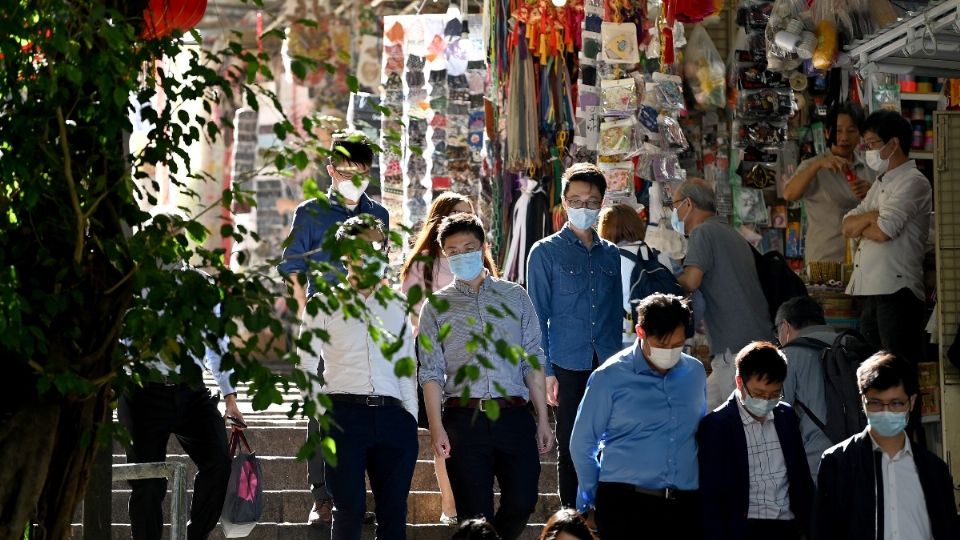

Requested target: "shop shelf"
[{"left": 902, "top": 93, "right": 944, "bottom": 102}]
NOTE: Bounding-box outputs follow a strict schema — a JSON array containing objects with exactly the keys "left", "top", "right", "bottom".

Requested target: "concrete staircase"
[{"left": 71, "top": 378, "right": 560, "bottom": 539}]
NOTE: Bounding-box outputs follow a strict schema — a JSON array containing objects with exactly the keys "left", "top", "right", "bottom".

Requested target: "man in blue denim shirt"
[
  {"left": 527, "top": 162, "right": 623, "bottom": 509},
  {"left": 276, "top": 131, "right": 388, "bottom": 527}
]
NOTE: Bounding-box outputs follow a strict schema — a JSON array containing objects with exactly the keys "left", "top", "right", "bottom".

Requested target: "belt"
[
  {"left": 328, "top": 394, "right": 402, "bottom": 407},
  {"left": 631, "top": 486, "right": 692, "bottom": 500},
  {"left": 444, "top": 397, "right": 527, "bottom": 411}
]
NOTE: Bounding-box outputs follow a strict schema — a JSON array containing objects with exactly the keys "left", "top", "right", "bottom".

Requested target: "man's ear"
[{"left": 635, "top": 325, "right": 645, "bottom": 339}]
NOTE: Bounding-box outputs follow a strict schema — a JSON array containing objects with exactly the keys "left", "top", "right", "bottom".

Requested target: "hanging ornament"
[{"left": 141, "top": 0, "right": 208, "bottom": 40}]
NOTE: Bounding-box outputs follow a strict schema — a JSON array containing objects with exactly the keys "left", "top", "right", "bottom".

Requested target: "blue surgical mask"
[
  {"left": 567, "top": 207, "right": 600, "bottom": 230},
  {"left": 867, "top": 410, "right": 909, "bottom": 438},
  {"left": 448, "top": 250, "right": 484, "bottom": 281},
  {"left": 671, "top": 200, "right": 688, "bottom": 236},
  {"left": 741, "top": 389, "right": 778, "bottom": 418}
]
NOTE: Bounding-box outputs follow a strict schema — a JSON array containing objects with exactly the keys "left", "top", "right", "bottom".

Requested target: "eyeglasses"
[
  {"left": 863, "top": 398, "right": 910, "bottom": 412},
  {"left": 862, "top": 138, "right": 885, "bottom": 150},
  {"left": 565, "top": 198, "right": 602, "bottom": 210},
  {"left": 333, "top": 166, "right": 370, "bottom": 178},
  {"left": 746, "top": 387, "right": 783, "bottom": 402}
]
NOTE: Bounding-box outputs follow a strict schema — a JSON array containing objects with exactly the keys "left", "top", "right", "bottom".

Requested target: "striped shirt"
[
  {"left": 417, "top": 274, "right": 544, "bottom": 400},
  {"left": 737, "top": 393, "right": 794, "bottom": 520}
]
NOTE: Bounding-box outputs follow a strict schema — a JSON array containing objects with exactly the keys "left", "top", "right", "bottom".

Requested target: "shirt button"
[
  {"left": 591, "top": 289, "right": 595, "bottom": 292},
  {"left": 592, "top": 322, "right": 596, "bottom": 325},
  {"left": 592, "top": 305, "right": 596, "bottom": 308},
  {"left": 591, "top": 270, "right": 594, "bottom": 274}
]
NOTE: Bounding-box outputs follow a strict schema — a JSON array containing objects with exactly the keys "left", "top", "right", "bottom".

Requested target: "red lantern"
[{"left": 142, "top": 0, "right": 208, "bottom": 40}]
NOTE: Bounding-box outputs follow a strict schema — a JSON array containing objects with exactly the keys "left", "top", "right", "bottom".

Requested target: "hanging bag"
[{"left": 220, "top": 430, "right": 264, "bottom": 538}]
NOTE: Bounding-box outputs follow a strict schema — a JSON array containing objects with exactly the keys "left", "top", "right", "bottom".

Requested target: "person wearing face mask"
[
  {"left": 297, "top": 216, "right": 418, "bottom": 539},
  {"left": 672, "top": 178, "right": 774, "bottom": 410},
  {"left": 697, "top": 342, "right": 814, "bottom": 540},
  {"left": 569, "top": 294, "right": 706, "bottom": 539},
  {"left": 277, "top": 131, "right": 388, "bottom": 526},
  {"left": 527, "top": 163, "right": 623, "bottom": 510},
  {"left": 783, "top": 102, "right": 875, "bottom": 263},
  {"left": 842, "top": 111, "right": 932, "bottom": 374},
  {"left": 419, "top": 213, "right": 553, "bottom": 540},
  {"left": 812, "top": 352, "right": 958, "bottom": 540}
]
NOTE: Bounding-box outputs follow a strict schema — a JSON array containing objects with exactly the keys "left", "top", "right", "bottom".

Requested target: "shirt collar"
[
  {"left": 452, "top": 273, "right": 493, "bottom": 295},
  {"left": 868, "top": 429, "right": 913, "bottom": 458},
  {"left": 878, "top": 160, "right": 917, "bottom": 182},
  {"left": 735, "top": 390, "right": 774, "bottom": 424},
  {"left": 560, "top": 222, "right": 601, "bottom": 248}
]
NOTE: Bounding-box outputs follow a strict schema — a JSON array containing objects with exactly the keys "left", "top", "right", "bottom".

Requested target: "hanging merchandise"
[
  {"left": 505, "top": 32, "right": 539, "bottom": 171},
  {"left": 601, "top": 22, "right": 641, "bottom": 64},
  {"left": 811, "top": 20, "right": 838, "bottom": 71},
  {"left": 683, "top": 25, "right": 726, "bottom": 110}
]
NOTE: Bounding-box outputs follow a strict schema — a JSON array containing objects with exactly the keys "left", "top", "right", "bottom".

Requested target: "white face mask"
[
  {"left": 647, "top": 345, "right": 683, "bottom": 370},
  {"left": 337, "top": 179, "right": 369, "bottom": 202},
  {"left": 864, "top": 140, "right": 893, "bottom": 174}
]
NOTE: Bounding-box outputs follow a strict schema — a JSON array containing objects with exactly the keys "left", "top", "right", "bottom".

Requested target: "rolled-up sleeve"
[
  {"left": 277, "top": 205, "right": 312, "bottom": 276},
  {"left": 205, "top": 304, "right": 235, "bottom": 395},
  {"left": 526, "top": 244, "right": 554, "bottom": 375},
  {"left": 876, "top": 178, "right": 932, "bottom": 240},
  {"left": 519, "top": 289, "right": 545, "bottom": 377},
  {"left": 570, "top": 370, "right": 612, "bottom": 512},
  {"left": 297, "top": 305, "right": 327, "bottom": 398},
  {"left": 417, "top": 302, "right": 446, "bottom": 388},
  {"left": 397, "top": 314, "right": 419, "bottom": 419}
]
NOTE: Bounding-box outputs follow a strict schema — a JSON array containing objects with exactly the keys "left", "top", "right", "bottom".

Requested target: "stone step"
[
  {"left": 82, "top": 490, "right": 560, "bottom": 528},
  {"left": 71, "top": 521, "right": 546, "bottom": 540},
  {"left": 114, "top": 427, "right": 559, "bottom": 464},
  {"left": 110, "top": 454, "right": 559, "bottom": 493}
]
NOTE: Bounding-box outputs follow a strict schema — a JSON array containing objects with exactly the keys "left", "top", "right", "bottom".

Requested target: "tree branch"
[{"left": 56, "top": 106, "right": 85, "bottom": 264}]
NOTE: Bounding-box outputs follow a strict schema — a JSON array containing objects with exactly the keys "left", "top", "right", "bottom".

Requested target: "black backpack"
[
  {"left": 751, "top": 247, "right": 808, "bottom": 322},
  {"left": 620, "top": 244, "right": 684, "bottom": 307},
  {"left": 784, "top": 329, "right": 876, "bottom": 444}
]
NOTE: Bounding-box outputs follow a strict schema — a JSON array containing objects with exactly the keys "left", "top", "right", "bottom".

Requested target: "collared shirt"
[
  {"left": 794, "top": 151, "right": 875, "bottom": 262},
  {"left": 526, "top": 224, "right": 623, "bottom": 376},
  {"left": 869, "top": 433, "right": 933, "bottom": 540},
  {"left": 299, "top": 287, "right": 418, "bottom": 419},
  {"left": 569, "top": 342, "right": 707, "bottom": 512},
  {"left": 417, "top": 275, "right": 544, "bottom": 400},
  {"left": 277, "top": 190, "right": 390, "bottom": 296},
  {"left": 736, "top": 392, "right": 794, "bottom": 520},
  {"left": 845, "top": 160, "right": 931, "bottom": 300}
]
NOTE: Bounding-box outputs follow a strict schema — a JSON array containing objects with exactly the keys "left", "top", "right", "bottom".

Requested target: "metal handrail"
[{"left": 112, "top": 462, "right": 188, "bottom": 540}]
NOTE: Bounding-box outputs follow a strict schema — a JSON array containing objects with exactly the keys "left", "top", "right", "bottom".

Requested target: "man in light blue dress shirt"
[{"left": 570, "top": 293, "right": 706, "bottom": 539}]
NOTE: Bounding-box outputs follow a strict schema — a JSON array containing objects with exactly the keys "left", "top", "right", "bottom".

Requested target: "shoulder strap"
[
  {"left": 783, "top": 336, "right": 830, "bottom": 350},
  {"left": 619, "top": 248, "right": 639, "bottom": 263},
  {"left": 794, "top": 398, "right": 828, "bottom": 433}
]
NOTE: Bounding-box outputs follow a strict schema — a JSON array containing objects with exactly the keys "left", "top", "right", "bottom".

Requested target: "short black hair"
[
  {"left": 634, "top": 294, "right": 692, "bottom": 339},
  {"left": 329, "top": 130, "right": 375, "bottom": 168},
  {"left": 450, "top": 519, "right": 502, "bottom": 540},
  {"left": 775, "top": 296, "right": 826, "bottom": 329},
  {"left": 334, "top": 214, "right": 385, "bottom": 243},
  {"left": 437, "top": 212, "right": 485, "bottom": 248},
  {"left": 541, "top": 509, "right": 599, "bottom": 540},
  {"left": 863, "top": 109, "right": 913, "bottom": 156},
  {"left": 736, "top": 341, "right": 788, "bottom": 384},
  {"left": 825, "top": 101, "right": 865, "bottom": 146},
  {"left": 562, "top": 162, "right": 607, "bottom": 199},
  {"left": 857, "top": 351, "right": 919, "bottom": 397}
]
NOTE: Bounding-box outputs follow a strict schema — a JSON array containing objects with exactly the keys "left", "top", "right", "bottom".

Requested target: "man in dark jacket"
[
  {"left": 813, "top": 351, "right": 959, "bottom": 539},
  {"left": 698, "top": 341, "right": 814, "bottom": 540}
]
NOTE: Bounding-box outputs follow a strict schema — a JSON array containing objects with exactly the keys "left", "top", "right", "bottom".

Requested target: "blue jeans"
[
  {"left": 443, "top": 406, "right": 541, "bottom": 540},
  {"left": 324, "top": 402, "right": 418, "bottom": 540}
]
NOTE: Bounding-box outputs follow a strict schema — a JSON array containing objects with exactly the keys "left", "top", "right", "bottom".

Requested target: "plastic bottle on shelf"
[{"left": 925, "top": 130, "right": 934, "bottom": 152}]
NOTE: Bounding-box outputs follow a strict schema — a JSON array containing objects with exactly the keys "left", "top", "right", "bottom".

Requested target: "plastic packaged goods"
[
  {"left": 683, "top": 25, "right": 727, "bottom": 110},
  {"left": 812, "top": 20, "right": 837, "bottom": 70}
]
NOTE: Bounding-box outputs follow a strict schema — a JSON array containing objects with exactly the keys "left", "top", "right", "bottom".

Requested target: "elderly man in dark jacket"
[{"left": 813, "top": 352, "right": 959, "bottom": 539}]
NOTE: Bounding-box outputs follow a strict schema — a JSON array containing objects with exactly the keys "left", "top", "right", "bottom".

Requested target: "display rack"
[{"left": 847, "top": 0, "right": 960, "bottom": 78}]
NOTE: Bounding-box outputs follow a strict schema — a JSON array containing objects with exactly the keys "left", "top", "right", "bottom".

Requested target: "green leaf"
[
  {"left": 437, "top": 323, "right": 451, "bottom": 343},
  {"left": 346, "top": 75, "right": 359, "bottom": 93},
  {"left": 483, "top": 399, "right": 501, "bottom": 421},
  {"left": 290, "top": 60, "right": 307, "bottom": 82},
  {"left": 394, "top": 356, "right": 415, "bottom": 378},
  {"left": 320, "top": 436, "right": 338, "bottom": 467},
  {"left": 185, "top": 221, "right": 208, "bottom": 243},
  {"left": 292, "top": 150, "right": 309, "bottom": 170}
]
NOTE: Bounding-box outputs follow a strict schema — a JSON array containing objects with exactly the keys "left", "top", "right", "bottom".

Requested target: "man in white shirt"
[
  {"left": 299, "top": 216, "right": 418, "bottom": 540},
  {"left": 812, "top": 352, "right": 958, "bottom": 539},
  {"left": 842, "top": 110, "right": 932, "bottom": 368}
]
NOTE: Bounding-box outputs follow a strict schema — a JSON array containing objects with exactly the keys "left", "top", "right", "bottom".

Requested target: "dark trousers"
[
  {"left": 117, "top": 384, "right": 231, "bottom": 540},
  {"left": 859, "top": 288, "right": 926, "bottom": 365},
  {"left": 324, "top": 403, "right": 418, "bottom": 540},
  {"left": 594, "top": 482, "right": 701, "bottom": 540},
  {"left": 443, "top": 407, "right": 541, "bottom": 540},
  {"left": 744, "top": 519, "right": 801, "bottom": 540},
  {"left": 554, "top": 362, "right": 596, "bottom": 508},
  {"left": 860, "top": 288, "right": 928, "bottom": 444}
]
